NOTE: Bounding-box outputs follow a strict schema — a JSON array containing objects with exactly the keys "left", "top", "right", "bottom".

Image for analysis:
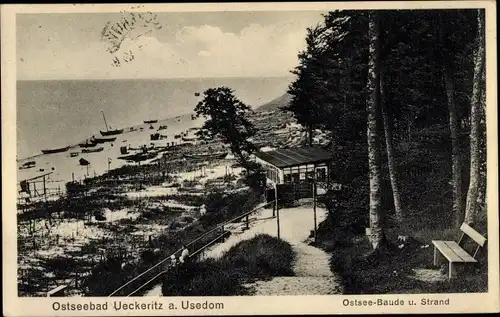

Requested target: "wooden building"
[{"left": 252, "top": 147, "right": 333, "bottom": 198}]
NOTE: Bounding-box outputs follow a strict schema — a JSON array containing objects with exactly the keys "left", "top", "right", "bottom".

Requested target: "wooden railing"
[{"left": 108, "top": 200, "right": 276, "bottom": 297}]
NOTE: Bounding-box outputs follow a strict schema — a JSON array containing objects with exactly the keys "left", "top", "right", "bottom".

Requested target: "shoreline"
[{"left": 17, "top": 113, "right": 197, "bottom": 162}]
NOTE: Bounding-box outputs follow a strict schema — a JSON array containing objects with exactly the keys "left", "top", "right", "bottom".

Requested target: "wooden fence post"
[
  {"left": 313, "top": 181, "right": 317, "bottom": 242},
  {"left": 273, "top": 185, "right": 278, "bottom": 217},
  {"left": 275, "top": 185, "right": 280, "bottom": 239}
]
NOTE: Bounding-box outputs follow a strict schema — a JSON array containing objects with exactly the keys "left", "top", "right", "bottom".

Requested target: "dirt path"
[
  {"left": 145, "top": 204, "right": 343, "bottom": 296},
  {"left": 242, "top": 229, "right": 343, "bottom": 295},
  {"left": 205, "top": 204, "right": 343, "bottom": 295}
]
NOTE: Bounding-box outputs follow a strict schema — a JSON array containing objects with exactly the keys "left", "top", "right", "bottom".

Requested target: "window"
[
  {"left": 316, "top": 168, "right": 327, "bottom": 181},
  {"left": 306, "top": 171, "right": 315, "bottom": 182},
  {"left": 284, "top": 174, "right": 292, "bottom": 183},
  {"left": 265, "top": 165, "right": 280, "bottom": 183}
]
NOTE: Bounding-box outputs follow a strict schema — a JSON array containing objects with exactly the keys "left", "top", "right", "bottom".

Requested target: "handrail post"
[
  {"left": 313, "top": 180, "right": 317, "bottom": 242},
  {"left": 273, "top": 185, "right": 278, "bottom": 217},
  {"left": 275, "top": 185, "right": 280, "bottom": 239}
]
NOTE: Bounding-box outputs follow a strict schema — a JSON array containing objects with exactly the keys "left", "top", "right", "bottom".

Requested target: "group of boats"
[
  {"left": 41, "top": 139, "right": 112, "bottom": 155},
  {"left": 41, "top": 112, "right": 120, "bottom": 155},
  {"left": 19, "top": 161, "right": 36, "bottom": 170},
  {"left": 37, "top": 111, "right": 222, "bottom": 168},
  {"left": 40, "top": 111, "right": 176, "bottom": 155}
]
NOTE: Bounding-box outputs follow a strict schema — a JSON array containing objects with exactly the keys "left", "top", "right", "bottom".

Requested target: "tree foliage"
[
  {"left": 194, "top": 87, "right": 257, "bottom": 167},
  {"left": 286, "top": 9, "right": 486, "bottom": 234}
]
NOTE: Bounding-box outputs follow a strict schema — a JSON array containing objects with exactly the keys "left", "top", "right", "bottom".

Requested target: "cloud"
[{"left": 18, "top": 22, "right": 308, "bottom": 80}]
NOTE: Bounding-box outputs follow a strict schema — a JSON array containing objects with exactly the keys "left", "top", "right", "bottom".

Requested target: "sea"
[
  {"left": 15, "top": 77, "right": 292, "bottom": 189},
  {"left": 17, "top": 77, "right": 292, "bottom": 160}
]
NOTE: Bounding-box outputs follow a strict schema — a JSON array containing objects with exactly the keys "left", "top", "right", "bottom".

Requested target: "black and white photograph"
[{"left": 2, "top": 1, "right": 498, "bottom": 315}]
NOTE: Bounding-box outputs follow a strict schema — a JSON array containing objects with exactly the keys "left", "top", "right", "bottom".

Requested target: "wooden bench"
[{"left": 432, "top": 223, "right": 487, "bottom": 280}]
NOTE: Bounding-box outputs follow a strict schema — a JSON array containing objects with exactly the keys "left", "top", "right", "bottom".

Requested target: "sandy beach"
[{"left": 17, "top": 114, "right": 205, "bottom": 193}]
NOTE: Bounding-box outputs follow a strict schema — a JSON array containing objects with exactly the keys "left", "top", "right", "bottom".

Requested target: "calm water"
[{"left": 16, "top": 77, "right": 292, "bottom": 159}]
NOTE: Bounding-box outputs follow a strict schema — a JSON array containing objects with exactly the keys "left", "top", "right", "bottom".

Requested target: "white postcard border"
[{"left": 2, "top": 1, "right": 498, "bottom": 315}]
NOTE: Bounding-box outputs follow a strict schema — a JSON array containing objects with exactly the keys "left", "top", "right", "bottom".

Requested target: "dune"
[{"left": 255, "top": 92, "right": 292, "bottom": 112}]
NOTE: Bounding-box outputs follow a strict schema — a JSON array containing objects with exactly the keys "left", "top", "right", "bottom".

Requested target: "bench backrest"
[
  {"left": 459, "top": 223, "right": 487, "bottom": 246},
  {"left": 458, "top": 223, "right": 487, "bottom": 258}
]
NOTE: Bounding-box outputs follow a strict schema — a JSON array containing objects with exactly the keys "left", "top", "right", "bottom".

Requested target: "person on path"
[
  {"left": 179, "top": 245, "right": 190, "bottom": 265},
  {"left": 170, "top": 254, "right": 177, "bottom": 267}
]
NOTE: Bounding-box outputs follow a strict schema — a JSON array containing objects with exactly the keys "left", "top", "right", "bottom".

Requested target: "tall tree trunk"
[
  {"left": 380, "top": 70, "right": 404, "bottom": 224},
  {"left": 443, "top": 67, "right": 463, "bottom": 227},
  {"left": 366, "top": 12, "right": 386, "bottom": 250},
  {"left": 464, "top": 9, "right": 485, "bottom": 225},
  {"left": 308, "top": 123, "right": 314, "bottom": 146},
  {"left": 436, "top": 17, "right": 464, "bottom": 227}
]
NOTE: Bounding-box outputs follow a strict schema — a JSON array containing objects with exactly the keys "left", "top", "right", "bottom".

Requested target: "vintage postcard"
[{"left": 2, "top": 1, "right": 499, "bottom": 316}]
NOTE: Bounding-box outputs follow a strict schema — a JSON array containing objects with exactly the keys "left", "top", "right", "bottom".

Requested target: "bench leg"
[{"left": 448, "top": 262, "right": 456, "bottom": 280}]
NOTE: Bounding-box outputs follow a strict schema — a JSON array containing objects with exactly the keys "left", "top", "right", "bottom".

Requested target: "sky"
[{"left": 16, "top": 11, "right": 326, "bottom": 80}]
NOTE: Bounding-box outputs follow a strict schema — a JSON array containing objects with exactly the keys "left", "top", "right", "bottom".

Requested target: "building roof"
[{"left": 253, "top": 146, "right": 332, "bottom": 168}]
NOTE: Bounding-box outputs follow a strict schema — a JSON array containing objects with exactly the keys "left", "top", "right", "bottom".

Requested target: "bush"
[
  {"left": 222, "top": 234, "right": 295, "bottom": 278},
  {"left": 94, "top": 210, "right": 106, "bottom": 221},
  {"left": 141, "top": 250, "right": 161, "bottom": 265},
  {"left": 199, "top": 189, "right": 261, "bottom": 227},
  {"left": 242, "top": 162, "right": 266, "bottom": 193},
  {"left": 162, "top": 234, "right": 295, "bottom": 296}
]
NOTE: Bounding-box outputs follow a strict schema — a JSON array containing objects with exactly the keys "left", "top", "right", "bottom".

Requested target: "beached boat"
[
  {"left": 128, "top": 144, "right": 155, "bottom": 152},
  {"left": 41, "top": 146, "right": 70, "bottom": 155},
  {"left": 150, "top": 133, "right": 160, "bottom": 141},
  {"left": 158, "top": 125, "right": 168, "bottom": 131},
  {"left": 144, "top": 120, "right": 158, "bottom": 124},
  {"left": 100, "top": 129, "right": 124, "bottom": 136},
  {"left": 82, "top": 147, "right": 104, "bottom": 153},
  {"left": 100, "top": 111, "right": 124, "bottom": 136},
  {"left": 79, "top": 141, "right": 97, "bottom": 148},
  {"left": 70, "top": 152, "right": 79, "bottom": 157},
  {"left": 117, "top": 152, "right": 157, "bottom": 162},
  {"left": 19, "top": 161, "right": 36, "bottom": 170},
  {"left": 92, "top": 137, "right": 116, "bottom": 144},
  {"left": 183, "top": 152, "right": 227, "bottom": 161}
]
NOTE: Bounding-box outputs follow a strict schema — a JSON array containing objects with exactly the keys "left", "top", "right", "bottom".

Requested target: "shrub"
[
  {"left": 162, "top": 234, "right": 295, "bottom": 296},
  {"left": 199, "top": 189, "right": 261, "bottom": 227}
]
